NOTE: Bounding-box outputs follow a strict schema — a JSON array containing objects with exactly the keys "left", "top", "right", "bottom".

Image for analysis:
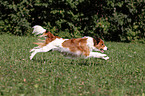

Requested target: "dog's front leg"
[{"left": 87, "top": 52, "right": 109, "bottom": 60}]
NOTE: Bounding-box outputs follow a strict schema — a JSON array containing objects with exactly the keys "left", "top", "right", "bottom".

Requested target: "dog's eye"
[{"left": 102, "top": 44, "right": 103, "bottom": 46}]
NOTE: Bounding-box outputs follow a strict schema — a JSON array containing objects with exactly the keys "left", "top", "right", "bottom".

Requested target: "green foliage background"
[{"left": 0, "top": 0, "right": 145, "bottom": 42}]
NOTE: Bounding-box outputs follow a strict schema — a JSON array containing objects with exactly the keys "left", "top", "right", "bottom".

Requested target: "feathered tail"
[
  {"left": 32, "top": 25, "right": 46, "bottom": 35},
  {"left": 32, "top": 25, "right": 47, "bottom": 47}
]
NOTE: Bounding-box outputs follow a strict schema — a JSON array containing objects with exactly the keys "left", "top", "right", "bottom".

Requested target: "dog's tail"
[
  {"left": 33, "top": 42, "right": 46, "bottom": 48},
  {"left": 32, "top": 25, "right": 46, "bottom": 35}
]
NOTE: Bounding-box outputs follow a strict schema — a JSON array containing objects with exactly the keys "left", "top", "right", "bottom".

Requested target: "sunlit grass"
[{"left": 0, "top": 34, "right": 145, "bottom": 95}]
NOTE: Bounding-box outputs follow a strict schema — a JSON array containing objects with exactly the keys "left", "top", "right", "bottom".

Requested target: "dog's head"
[{"left": 93, "top": 38, "right": 108, "bottom": 53}]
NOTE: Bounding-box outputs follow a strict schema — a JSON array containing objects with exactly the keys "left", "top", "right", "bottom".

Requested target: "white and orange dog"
[{"left": 30, "top": 25, "right": 109, "bottom": 60}]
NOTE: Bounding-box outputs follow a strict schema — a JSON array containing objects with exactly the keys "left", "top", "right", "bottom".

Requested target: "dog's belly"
[{"left": 54, "top": 47, "right": 82, "bottom": 56}]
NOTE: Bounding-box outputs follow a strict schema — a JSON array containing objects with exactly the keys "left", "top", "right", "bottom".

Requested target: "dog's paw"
[
  {"left": 29, "top": 49, "right": 33, "bottom": 52},
  {"left": 30, "top": 55, "right": 33, "bottom": 60},
  {"left": 30, "top": 49, "right": 35, "bottom": 52},
  {"left": 104, "top": 56, "right": 109, "bottom": 60}
]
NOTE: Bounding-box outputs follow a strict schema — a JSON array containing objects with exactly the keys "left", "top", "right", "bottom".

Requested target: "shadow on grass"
[
  {"left": 30, "top": 52, "right": 106, "bottom": 66},
  {"left": 31, "top": 56, "right": 106, "bottom": 66},
  {"left": 70, "top": 58, "right": 105, "bottom": 66}
]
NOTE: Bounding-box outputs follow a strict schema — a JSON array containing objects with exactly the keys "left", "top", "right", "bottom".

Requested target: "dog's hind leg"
[
  {"left": 30, "top": 44, "right": 56, "bottom": 60},
  {"left": 30, "top": 47, "right": 40, "bottom": 52}
]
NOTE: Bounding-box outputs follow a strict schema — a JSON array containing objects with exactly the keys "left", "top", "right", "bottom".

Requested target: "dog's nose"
[{"left": 107, "top": 48, "right": 109, "bottom": 50}]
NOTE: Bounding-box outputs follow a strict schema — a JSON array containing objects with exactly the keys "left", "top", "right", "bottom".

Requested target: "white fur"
[
  {"left": 32, "top": 25, "right": 46, "bottom": 35},
  {"left": 87, "top": 52, "right": 109, "bottom": 60},
  {"left": 103, "top": 46, "right": 108, "bottom": 50},
  {"left": 85, "top": 36, "right": 100, "bottom": 52}
]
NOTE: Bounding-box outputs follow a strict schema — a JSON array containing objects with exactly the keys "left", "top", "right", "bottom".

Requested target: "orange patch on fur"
[{"left": 62, "top": 38, "right": 90, "bottom": 56}]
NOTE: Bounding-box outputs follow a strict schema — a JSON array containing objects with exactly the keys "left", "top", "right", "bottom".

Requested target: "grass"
[{"left": 0, "top": 34, "right": 145, "bottom": 96}]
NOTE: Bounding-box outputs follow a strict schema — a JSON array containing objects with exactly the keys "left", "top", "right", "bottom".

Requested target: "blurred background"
[{"left": 0, "top": 0, "right": 144, "bottom": 42}]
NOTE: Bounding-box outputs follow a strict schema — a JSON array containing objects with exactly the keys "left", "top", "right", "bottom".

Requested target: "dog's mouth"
[{"left": 100, "top": 49, "right": 104, "bottom": 53}]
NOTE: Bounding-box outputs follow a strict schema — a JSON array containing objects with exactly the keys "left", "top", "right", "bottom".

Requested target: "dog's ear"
[
  {"left": 96, "top": 38, "right": 101, "bottom": 44},
  {"left": 93, "top": 37, "right": 100, "bottom": 45},
  {"left": 47, "top": 32, "right": 55, "bottom": 38}
]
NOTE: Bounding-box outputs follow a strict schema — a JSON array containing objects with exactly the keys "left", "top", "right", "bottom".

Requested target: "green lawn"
[{"left": 0, "top": 34, "right": 145, "bottom": 96}]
